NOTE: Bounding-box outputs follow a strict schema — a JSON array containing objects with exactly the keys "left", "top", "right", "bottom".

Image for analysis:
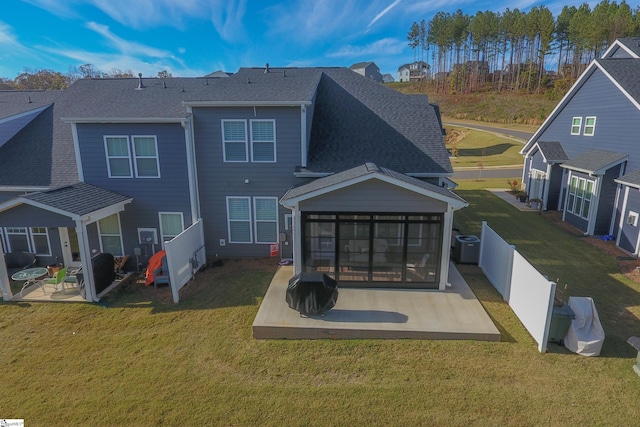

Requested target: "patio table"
[{"left": 13, "top": 267, "right": 48, "bottom": 297}]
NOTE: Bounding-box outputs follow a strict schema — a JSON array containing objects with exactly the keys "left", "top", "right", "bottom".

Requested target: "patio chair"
[
  {"left": 43, "top": 267, "right": 67, "bottom": 293},
  {"left": 153, "top": 256, "right": 170, "bottom": 290}
]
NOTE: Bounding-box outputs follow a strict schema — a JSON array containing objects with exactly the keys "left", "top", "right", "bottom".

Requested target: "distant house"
[
  {"left": 349, "top": 62, "right": 383, "bottom": 82},
  {"left": 382, "top": 73, "right": 395, "bottom": 83},
  {"left": 0, "top": 66, "right": 465, "bottom": 301},
  {"left": 205, "top": 70, "right": 232, "bottom": 78},
  {"left": 398, "top": 61, "right": 429, "bottom": 82},
  {"left": 520, "top": 37, "right": 640, "bottom": 255}
]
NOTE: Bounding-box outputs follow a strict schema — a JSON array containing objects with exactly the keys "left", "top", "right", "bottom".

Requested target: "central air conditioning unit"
[{"left": 138, "top": 228, "right": 158, "bottom": 245}]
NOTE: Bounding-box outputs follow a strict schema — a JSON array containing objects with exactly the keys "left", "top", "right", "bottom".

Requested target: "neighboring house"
[
  {"left": 205, "top": 70, "right": 232, "bottom": 78},
  {"left": 398, "top": 61, "right": 429, "bottom": 82},
  {"left": 382, "top": 73, "right": 395, "bottom": 83},
  {"left": 349, "top": 62, "right": 383, "bottom": 82},
  {"left": 520, "top": 37, "right": 640, "bottom": 254},
  {"left": 0, "top": 66, "right": 465, "bottom": 301}
]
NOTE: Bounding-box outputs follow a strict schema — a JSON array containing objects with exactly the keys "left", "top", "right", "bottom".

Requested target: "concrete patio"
[{"left": 253, "top": 263, "right": 501, "bottom": 341}]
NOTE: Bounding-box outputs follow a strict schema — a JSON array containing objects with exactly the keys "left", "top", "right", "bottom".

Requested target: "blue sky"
[{"left": 1, "top": 0, "right": 638, "bottom": 80}]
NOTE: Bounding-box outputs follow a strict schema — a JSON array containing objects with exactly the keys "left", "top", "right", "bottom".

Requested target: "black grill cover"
[{"left": 286, "top": 272, "right": 338, "bottom": 315}]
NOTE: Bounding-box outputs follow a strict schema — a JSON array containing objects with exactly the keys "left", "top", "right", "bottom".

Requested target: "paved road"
[{"left": 444, "top": 121, "right": 532, "bottom": 180}]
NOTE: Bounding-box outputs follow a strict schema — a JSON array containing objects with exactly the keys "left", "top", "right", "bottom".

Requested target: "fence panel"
[
  {"left": 479, "top": 221, "right": 515, "bottom": 301},
  {"left": 164, "top": 219, "right": 206, "bottom": 303}
]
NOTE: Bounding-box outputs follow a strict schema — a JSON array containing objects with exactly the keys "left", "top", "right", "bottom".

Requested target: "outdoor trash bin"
[
  {"left": 286, "top": 272, "right": 338, "bottom": 316},
  {"left": 548, "top": 303, "right": 575, "bottom": 343}
]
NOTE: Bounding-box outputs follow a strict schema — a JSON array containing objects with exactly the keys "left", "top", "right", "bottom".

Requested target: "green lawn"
[
  {"left": 2, "top": 180, "right": 640, "bottom": 425},
  {"left": 446, "top": 125, "right": 525, "bottom": 168}
]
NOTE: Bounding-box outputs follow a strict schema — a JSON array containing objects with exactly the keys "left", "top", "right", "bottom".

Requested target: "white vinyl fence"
[
  {"left": 164, "top": 219, "right": 206, "bottom": 303},
  {"left": 479, "top": 221, "right": 556, "bottom": 353}
]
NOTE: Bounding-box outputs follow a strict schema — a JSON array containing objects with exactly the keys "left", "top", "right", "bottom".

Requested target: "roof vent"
[
  {"left": 247, "top": 78, "right": 251, "bottom": 84},
  {"left": 136, "top": 73, "right": 145, "bottom": 90},
  {"left": 27, "top": 96, "right": 32, "bottom": 103},
  {"left": 264, "top": 63, "right": 270, "bottom": 73},
  {"left": 181, "top": 86, "right": 185, "bottom": 92},
  {"left": 162, "top": 81, "right": 167, "bottom": 89},
  {"left": 205, "top": 77, "right": 209, "bottom": 85},
  {"left": 283, "top": 70, "right": 286, "bottom": 77}
]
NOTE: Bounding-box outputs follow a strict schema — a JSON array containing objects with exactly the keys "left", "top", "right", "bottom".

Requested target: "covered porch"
[{"left": 0, "top": 182, "right": 132, "bottom": 302}]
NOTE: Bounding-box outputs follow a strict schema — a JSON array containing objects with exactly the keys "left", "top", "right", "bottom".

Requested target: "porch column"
[
  {"left": 0, "top": 239, "right": 13, "bottom": 300},
  {"left": 292, "top": 206, "right": 302, "bottom": 276},
  {"left": 76, "top": 220, "right": 97, "bottom": 302},
  {"left": 439, "top": 206, "right": 454, "bottom": 291}
]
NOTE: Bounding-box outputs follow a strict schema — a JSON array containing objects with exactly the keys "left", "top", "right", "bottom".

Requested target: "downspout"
[
  {"left": 300, "top": 105, "right": 307, "bottom": 168},
  {"left": 183, "top": 110, "right": 201, "bottom": 222},
  {"left": 292, "top": 205, "right": 302, "bottom": 275}
]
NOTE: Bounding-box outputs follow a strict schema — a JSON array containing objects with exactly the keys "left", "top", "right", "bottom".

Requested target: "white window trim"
[
  {"left": 159, "top": 212, "right": 184, "bottom": 246},
  {"left": 222, "top": 119, "right": 248, "bottom": 163},
  {"left": 250, "top": 119, "right": 277, "bottom": 163},
  {"left": 132, "top": 135, "right": 161, "bottom": 178},
  {"left": 583, "top": 116, "right": 596, "bottom": 136},
  {"left": 30, "top": 227, "right": 51, "bottom": 256},
  {"left": 570, "top": 117, "right": 582, "bottom": 135},
  {"left": 104, "top": 135, "right": 133, "bottom": 178},
  {"left": 5, "top": 227, "right": 29, "bottom": 253},
  {"left": 567, "top": 176, "right": 594, "bottom": 220},
  {"left": 97, "top": 214, "right": 124, "bottom": 256},
  {"left": 253, "top": 197, "right": 279, "bottom": 244},
  {"left": 226, "top": 196, "right": 253, "bottom": 243},
  {"left": 628, "top": 211, "right": 639, "bottom": 227}
]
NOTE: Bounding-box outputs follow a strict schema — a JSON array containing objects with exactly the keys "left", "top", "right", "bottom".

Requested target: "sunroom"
[{"left": 280, "top": 164, "right": 467, "bottom": 290}]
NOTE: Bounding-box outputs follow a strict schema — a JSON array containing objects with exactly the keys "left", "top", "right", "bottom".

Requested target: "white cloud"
[
  {"left": 328, "top": 38, "right": 406, "bottom": 58},
  {"left": 368, "top": 0, "right": 402, "bottom": 29},
  {"left": 0, "top": 21, "right": 21, "bottom": 47},
  {"left": 86, "top": 22, "right": 174, "bottom": 58}
]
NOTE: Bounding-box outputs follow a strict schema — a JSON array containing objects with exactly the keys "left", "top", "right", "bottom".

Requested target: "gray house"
[
  {"left": 398, "top": 61, "right": 429, "bottom": 82},
  {"left": 349, "top": 62, "right": 383, "bottom": 82},
  {"left": 521, "top": 37, "right": 640, "bottom": 254},
  {"left": 0, "top": 66, "right": 464, "bottom": 300}
]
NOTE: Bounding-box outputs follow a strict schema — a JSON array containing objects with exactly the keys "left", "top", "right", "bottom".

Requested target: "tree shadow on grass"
[{"left": 457, "top": 143, "right": 517, "bottom": 157}]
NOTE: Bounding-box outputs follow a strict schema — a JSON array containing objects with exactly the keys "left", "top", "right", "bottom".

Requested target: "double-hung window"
[
  {"left": 222, "top": 119, "right": 276, "bottom": 162},
  {"left": 6, "top": 227, "right": 30, "bottom": 252},
  {"left": 30, "top": 227, "right": 51, "bottom": 255},
  {"left": 222, "top": 120, "right": 248, "bottom": 162},
  {"left": 226, "top": 197, "right": 279, "bottom": 244},
  {"left": 583, "top": 117, "right": 596, "bottom": 136},
  {"left": 98, "top": 214, "right": 124, "bottom": 255},
  {"left": 105, "top": 136, "right": 133, "bottom": 177},
  {"left": 251, "top": 120, "right": 276, "bottom": 162},
  {"left": 570, "top": 117, "right": 582, "bottom": 135},
  {"left": 159, "top": 212, "right": 184, "bottom": 244},
  {"left": 133, "top": 136, "right": 160, "bottom": 177},
  {"left": 105, "top": 135, "right": 160, "bottom": 177}
]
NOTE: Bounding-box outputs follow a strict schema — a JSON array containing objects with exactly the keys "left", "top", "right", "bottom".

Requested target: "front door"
[{"left": 59, "top": 227, "right": 82, "bottom": 268}]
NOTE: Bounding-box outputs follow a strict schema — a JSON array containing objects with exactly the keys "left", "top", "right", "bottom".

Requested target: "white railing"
[
  {"left": 479, "top": 221, "right": 556, "bottom": 353},
  {"left": 164, "top": 219, "right": 206, "bottom": 303}
]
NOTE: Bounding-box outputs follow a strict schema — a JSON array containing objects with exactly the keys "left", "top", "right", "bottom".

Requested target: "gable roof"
[
  {"left": 349, "top": 62, "right": 375, "bottom": 70},
  {"left": 0, "top": 182, "right": 132, "bottom": 220},
  {"left": 305, "top": 68, "right": 451, "bottom": 175},
  {"left": 602, "top": 37, "right": 640, "bottom": 58},
  {"left": 532, "top": 141, "right": 568, "bottom": 163},
  {"left": 0, "top": 89, "right": 78, "bottom": 188},
  {"left": 521, "top": 57, "right": 640, "bottom": 154},
  {"left": 560, "top": 150, "right": 627, "bottom": 175},
  {"left": 281, "top": 163, "right": 466, "bottom": 208},
  {"left": 615, "top": 169, "right": 640, "bottom": 188}
]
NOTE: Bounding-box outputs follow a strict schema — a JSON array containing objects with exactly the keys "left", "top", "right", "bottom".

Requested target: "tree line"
[
  {"left": 407, "top": 0, "right": 640, "bottom": 95},
  {"left": 0, "top": 64, "right": 173, "bottom": 90}
]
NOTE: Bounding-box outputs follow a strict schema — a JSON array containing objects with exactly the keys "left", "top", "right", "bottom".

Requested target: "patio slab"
[{"left": 252, "top": 263, "right": 501, "bottom": 341}]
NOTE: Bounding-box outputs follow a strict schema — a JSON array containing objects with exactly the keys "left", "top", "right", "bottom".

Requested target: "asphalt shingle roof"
[
  {"left": 281, "top": 163, "right": 465, "bottom": 204},
  {"left": 617, "top": 38, "right": 640, "bottom": 57},
  {"left": 23, "top": 182, "right": 131, "bottom": 216},
  {"left": 561, "top": 149, "right": 628, "bottom": 174},
  {"left": 596, "top": 58, "right": 640, "bottom": 105},
  {"left": 616, "top": 169, "right": 640, "bottom": 188},
  {"left": 536, "top": 141, "right": 568, "bottom": 162}
]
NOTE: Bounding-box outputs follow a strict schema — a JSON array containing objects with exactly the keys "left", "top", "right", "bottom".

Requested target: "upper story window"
[
  {"left": 571, "top": 117, "right": 582, "bottom": 135},
  {"left": 251, "top": 120, "right": 276, "bottom": 162},
  {"left": 222, "top": 120, "right": 248, "bottom": 162},
  {"left": 105, "top": 136, "right": 132, "bottom": 177},
  {"left": 583, "top": 116, "right": 596, "bottom": 136},
  {"left": 133, "top": 136, "right": 160, "bottom": 177},
  {"left": 570, "top": 116, "right": 596, "bottom": 136},
  {"left": 222, "top": 119, "right": 276, "bottom": 163},
  {"left": 105, "top": 135, "right": 160, "bottom": 178}
]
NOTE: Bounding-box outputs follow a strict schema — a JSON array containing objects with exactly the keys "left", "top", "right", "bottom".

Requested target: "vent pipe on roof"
[
  {"left": 163, "top": 81, "right": 167, "bottom": 89},
  {"left": 181, "top": 86, "right": 185, "bottom": 92},
  {"left": 283, "top": 70, "right": 286, "bottom": 77},
  {"left": 28, "top": 96, "right": 32, "bottom": 103},
  {"left": 205, "top": 77, "right": 209, "bottom": 85},
  {"left": 136, "top": 73, "right": 145, "bottom": 90},
  {"left": 264, "top": 63, "right": 269, "bottom": 73},
  {"left": 247, "top": 78, "right": 251, "bottom": 84}
]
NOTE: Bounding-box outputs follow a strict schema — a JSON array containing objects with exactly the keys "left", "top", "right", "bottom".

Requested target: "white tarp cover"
[{"left": 564, "top": 297, "right": 605, "bottom": 357}]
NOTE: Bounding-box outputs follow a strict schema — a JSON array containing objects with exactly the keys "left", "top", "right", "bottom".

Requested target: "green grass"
[
  {"left": 2, "top": 188, "right": 640, "bottom": 425},
  {"left": 446, "top": 125, "right": 525, "bottom": 168}
]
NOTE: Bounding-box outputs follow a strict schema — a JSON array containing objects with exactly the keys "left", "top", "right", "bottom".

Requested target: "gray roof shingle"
[
  {"left": 282, "top": 162, "right": 464, "bottom": 205},
  {"left": 616, "top": 38, "right": 640, "bottom": 57},
  {"left": 561, "top": 149, "right": 628, "bottom": 174},
  {"left": 23, "top": 182, "right": 131, "bottom": 216},
  {"left": 536, "top": 141, "right": 568, "bottom": 162},
  {"left": 616, "top": 169, "right": 640, "bottom": 188},
  {"left": 596, "top": 58, "right": 640, "bottom": 104}
]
